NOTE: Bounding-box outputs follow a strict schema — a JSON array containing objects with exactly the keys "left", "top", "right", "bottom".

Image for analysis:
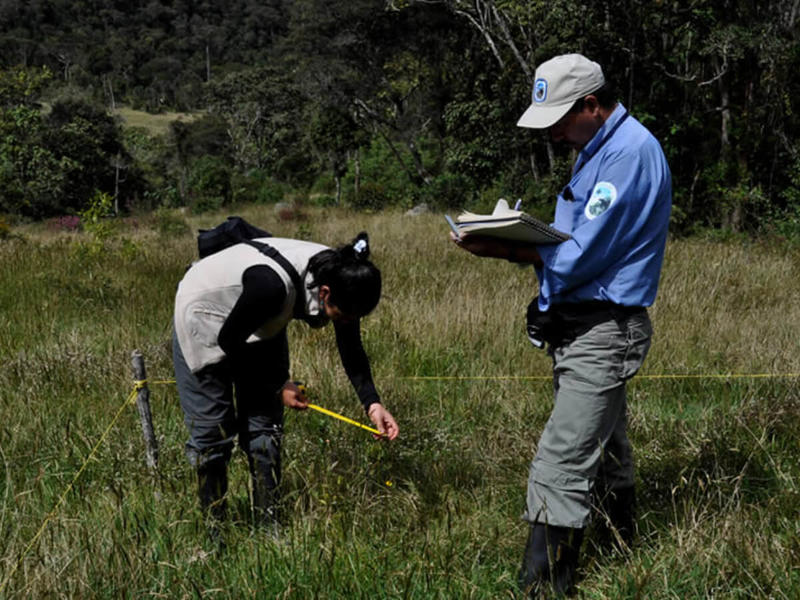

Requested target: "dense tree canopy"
[{"left": 0, "top": 0, "right": 798, "bottom": 233}]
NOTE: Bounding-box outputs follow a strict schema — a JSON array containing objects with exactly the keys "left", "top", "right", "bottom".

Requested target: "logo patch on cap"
[
  {"left": 584, "top": 182, "right": 617, "bottom": 220},
  {"left": 533, "top": 79, "right": 547, "bottom": 103}
]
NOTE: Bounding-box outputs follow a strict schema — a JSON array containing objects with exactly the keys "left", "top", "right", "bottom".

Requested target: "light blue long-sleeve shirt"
[{"left": 535, "top": 104, "right": 672, "bottom": 311}]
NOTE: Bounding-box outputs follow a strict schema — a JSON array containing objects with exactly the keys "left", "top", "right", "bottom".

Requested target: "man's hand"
[
  {"left": 450, "top": 232, "right": 507, "bottom": 258},
  {"left": 367, "top": 403, "right": 399, "bottom": 440},
  {"left": 280, "top": 381, "right": 309, "bottom": 410},
  {"left": 450, "top": 232, "right": 543, "bottom": 267}
]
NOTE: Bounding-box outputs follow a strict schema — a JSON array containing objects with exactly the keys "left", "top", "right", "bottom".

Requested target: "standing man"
[{"left": 452, "top": 54, "right": 671, "bottom": 596}]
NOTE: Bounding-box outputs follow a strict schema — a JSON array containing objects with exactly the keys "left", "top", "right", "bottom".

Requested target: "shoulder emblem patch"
[{"left": 584, "top": 181, "right": 617, "bottom": 220}]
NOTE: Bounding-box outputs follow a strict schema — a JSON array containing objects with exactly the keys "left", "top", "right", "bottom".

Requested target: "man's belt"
[{"left": 526, "top": 298, "right": 645, "bottom": 349}]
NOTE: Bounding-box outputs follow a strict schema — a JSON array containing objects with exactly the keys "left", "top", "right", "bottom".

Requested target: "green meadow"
[
  {"left": 113, "top": 106, "right": 202, "bottom": 137},
  {"left": 0, "top": 207, "right": 798, "bottom": 598}
]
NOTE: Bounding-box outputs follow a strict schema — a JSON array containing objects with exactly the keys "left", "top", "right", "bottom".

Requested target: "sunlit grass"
[
  {"left": 0, "top": 207, "right": 798, "bottom": 597},
  {"left": 113, "top": 105, "right": 202, "bottom": 136}
]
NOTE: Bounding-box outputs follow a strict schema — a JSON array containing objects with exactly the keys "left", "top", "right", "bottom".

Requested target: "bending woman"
[{"left": 172, "top": 231, "right": 399, "bottom": 533}]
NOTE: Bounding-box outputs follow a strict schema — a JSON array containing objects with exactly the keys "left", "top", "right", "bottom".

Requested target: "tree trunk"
[
  {"left": 406, "top": 139, "right": 432, "bottom": 185},
  {"left": 718, "top": 77, "right": 730, "bottom": 159},
  {"left": 179, "top": 168, "right": 187, "bottom": 204},
  {"left": 114, "top": 153, "right": 121, "bottom": 216},
  {"left": 354, "top": 148, "right": 360, "bottom": 205},
  {"left": 103, "top": 75, "right": 116, "bottom": 110},
  {"left": 490, "top": 4, "right": 532, "bottom": 80},
  {"left": 452, "top": 5, "right": 506, "bottom": 70},
  {"left": 546, "top": 140, "right": 556, "bottom": 172},
  {"left": 529, "top": 152, "right": 539, "bottom": 182},
  {"left": 788, "top": 0, "right": 800, "bottom": 27},
  {"left": 378, "top": 130, "right": 418, "bottom": 186}
]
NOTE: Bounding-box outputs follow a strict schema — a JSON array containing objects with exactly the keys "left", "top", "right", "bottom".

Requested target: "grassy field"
[
  {"left": 0, "top": 206, "right": 798, "bottom": 598},
  {"left": 113, "top": 106, "right": 202, "bottom": 136}
]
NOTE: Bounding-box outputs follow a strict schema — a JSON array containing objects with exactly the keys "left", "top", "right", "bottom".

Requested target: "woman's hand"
[
  {"left": 367, "top": 403, "right": 399, "bottom": 440},
  {"left": 280, "top": 381, "right": 309, "bottom": 410}
]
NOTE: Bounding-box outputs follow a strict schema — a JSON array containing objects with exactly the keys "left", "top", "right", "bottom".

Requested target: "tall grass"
[{"left": 0, "top": 208, "right": 798, "bottom": 598}]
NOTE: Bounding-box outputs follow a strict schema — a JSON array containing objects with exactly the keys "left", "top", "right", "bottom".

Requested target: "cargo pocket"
[
  {"left": 525, "top": 461, "right": 592, "bottom": 526},
  {"left": 530, "top": 461, "right": 591, "bottom": 492},
  {"left": 621, "top": 314, "right": 652, "bottom": 380}
]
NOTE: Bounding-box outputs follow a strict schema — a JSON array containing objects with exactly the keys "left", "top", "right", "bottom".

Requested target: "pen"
[{"left": 445, "top": 214, "right": 461, "bottom": 240}]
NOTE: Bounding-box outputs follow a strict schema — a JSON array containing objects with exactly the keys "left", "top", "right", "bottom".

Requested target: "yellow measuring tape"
[
  {"left": 293, "top": 383, "right": 383, "bottom": 437},
  {"left": 306, "top": 403, "right": 384, "bottom": 437}
]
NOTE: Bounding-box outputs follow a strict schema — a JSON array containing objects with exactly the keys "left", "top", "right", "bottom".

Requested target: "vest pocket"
[{"left": 188, "top": 303, "right": 228, "bottom": 348}]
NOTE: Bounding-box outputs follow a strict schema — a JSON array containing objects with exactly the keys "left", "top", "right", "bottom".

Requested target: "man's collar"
[{"left": 578, "top": 103, "right": 626, "bottom": 162}]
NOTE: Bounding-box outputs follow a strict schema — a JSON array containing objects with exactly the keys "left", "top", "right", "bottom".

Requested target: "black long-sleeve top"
[{"left": 217, "top": 265, "right": 380, "bottom": 410}]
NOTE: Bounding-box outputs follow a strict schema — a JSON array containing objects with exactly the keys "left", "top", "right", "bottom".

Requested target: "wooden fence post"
[{"left": 131, "top": 350, "right": 159, "bottom": 470}]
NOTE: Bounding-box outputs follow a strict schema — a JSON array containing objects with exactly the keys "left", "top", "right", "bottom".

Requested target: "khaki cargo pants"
[{"left": 523, "top": 310, "right": 652, "bottom": 528}]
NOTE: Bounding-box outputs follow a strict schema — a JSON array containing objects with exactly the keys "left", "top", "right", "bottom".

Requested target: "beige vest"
[{"left": 174, "top": 237, "right": 330, "bottom": 372}]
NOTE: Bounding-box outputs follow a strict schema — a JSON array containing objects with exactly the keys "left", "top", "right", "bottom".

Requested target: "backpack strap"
[{"left": 244, "top": 240, "right": 307, "bottom": 319}]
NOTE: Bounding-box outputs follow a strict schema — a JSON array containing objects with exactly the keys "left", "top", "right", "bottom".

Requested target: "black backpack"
[
  {"left": 196, "top": 216, "right": 306, "bottom": 318},
  {"left": 197, "top": 216, "right": 273, "bottom": 258}
]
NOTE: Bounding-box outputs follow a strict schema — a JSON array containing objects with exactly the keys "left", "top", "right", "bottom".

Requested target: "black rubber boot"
[
  {"left": 519, "top": 523, "right": 584, "bottom": 598},
  {"left": 248, "top": 436, "right": 281, "bottom": 539},
  {"left": 197, "top": 458, "right": 228, "bottom": 546},
  {"left": 593, "top": 486, "right": 636, "bottom": 553}
]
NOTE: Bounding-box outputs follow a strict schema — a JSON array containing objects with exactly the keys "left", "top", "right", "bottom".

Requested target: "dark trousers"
[{"left": 172, "top": 330, "right": 289, "bottom": 468}]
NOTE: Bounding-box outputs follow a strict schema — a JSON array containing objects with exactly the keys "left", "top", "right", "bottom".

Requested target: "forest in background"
[{"left": 1, "top": 0, "right": 799, "bottom": 238}]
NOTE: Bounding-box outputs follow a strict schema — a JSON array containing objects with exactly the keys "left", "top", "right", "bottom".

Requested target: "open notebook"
[{"left": 448, "top": 199, "right": 569, "bottom": 244}]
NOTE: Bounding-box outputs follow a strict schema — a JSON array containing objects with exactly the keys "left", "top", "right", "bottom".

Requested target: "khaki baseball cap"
[{"left": 517, "top": 54, "right": 605, "bottom": 129}]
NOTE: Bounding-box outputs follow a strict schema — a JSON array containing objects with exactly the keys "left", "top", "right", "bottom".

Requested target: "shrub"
[
  {"left": 79, "top": 191, "right": 117, "bottom": 242},
  {"left": 412, "top": 172, "right": 474, "bottom": 210},
  {"left": 307, "top": 193, "right": 337, "bottom": 207},
  {"left": 153, "top": 208, "right": 190, "bottom": 237},
  {"left": 258, "top": 178, "right": 287, "bottom": 204},
  {"left": 0, "top": 216, "right": 11, "bottom": 239},
  {"left": 187, "top": 155, "right": 231, "bottom": 213},
  {"left": 342, "top": 138, "right": 415, "bottom": 206},
  {"left": 47, "top": 215, "right": 82, "bottom": 232},
  {"left": 190, "top": 195, "right": 225, "bottom": 215},
  {"left": 348, "top": 181, "right": 390, "bottom": 211},
  {"left": 230, "top": 170, "right": 287, "bottom": 205}
]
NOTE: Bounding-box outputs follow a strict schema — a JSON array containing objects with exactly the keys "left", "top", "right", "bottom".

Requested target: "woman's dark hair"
[{"left": 307, "top": 231, "right": 381, "bottom": 317}]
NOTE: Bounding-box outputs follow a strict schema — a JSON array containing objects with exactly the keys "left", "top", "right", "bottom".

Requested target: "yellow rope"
[
  {"left": 639, "top": 373, "right": 799, "bottom": 380},
  {"left": 403, "top": 373, "right": 800, "bottom": 381},
  {"left": 139, "top": 373, "right": 800, "bottom": 384},
  {"left": 405, "top": 375, "right": 552, "bottom": 381},
  {"left": 0, "top": 387, "right": 139, "bottom": 595}
]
